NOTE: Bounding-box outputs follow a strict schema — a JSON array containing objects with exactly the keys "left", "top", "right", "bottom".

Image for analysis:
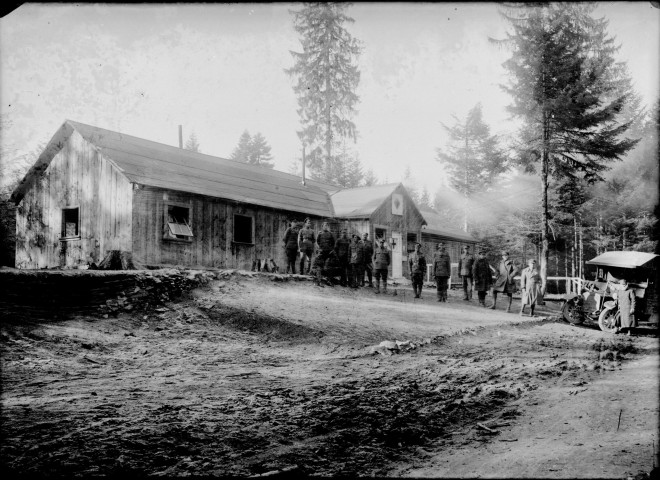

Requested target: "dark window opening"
[
  {"left": 62, "top": 207, "right": 79, "bottom": 238},
  {"left": 375, "top": 228, "right": 386, "bottom": 243},
  {"left": 167, "top": 205, "right": 193, "bottom": 239},
  {"left": 234, "top": 214, "right": 254, "bottom": 244},
  {"left": 407, "top": 232, "right": 418, "bottom": 253}
]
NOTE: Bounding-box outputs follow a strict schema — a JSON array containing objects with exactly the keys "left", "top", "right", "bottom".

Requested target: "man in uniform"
[
  {"left": 373, "top": 238, "right": 391, "bottom": 294},
  {"left": 361, "top": 232, "right": 374, "bottom": 287},
  {"left": 408, "top": 242, "right": 427, "bottom": 299},
  {"left": 348, "top": 234, "right": 364, "bottom": 288},
  {"left": 334, "top": 229, "right": 351, "bottom": 287},
  {"left": 472, "top": 248, "right": 492, "bottom": 307},
  {"left": 297, "top": 218, "right": 315, "bottom": 275},
  {"left": 458, "top": 245, "right": 475, "bottom": 301},
  {"left": 314, "top": 222, "right": 336, "bottom": 286},
  {"left": 282, "top": 219, "right": 301, "bottom": 274},
  {"left": 433, "top": 242, "right": 451, "bottom": 302}
]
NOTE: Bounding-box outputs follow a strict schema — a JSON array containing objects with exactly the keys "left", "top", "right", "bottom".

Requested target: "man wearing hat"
[
  {"left": 491, "top": 250, "right": 517, "bottom": 312},
  {"left": 458, "top": 245, "right": 475, "bottom": 301},
  {"left": 408, "top": 242, "right": 427, "bottom": 299},
  {"left": 472, "top": 248, "right": 492, "bottom": 307},
  {"left": 373, "top": 238, "right": 390, "bottom": 294},
  {"left": 433, "top": 242, "right": 451, "bottom": 302},
  {"left": 297, "top": 218, "right": 315, "bottom": 275}
]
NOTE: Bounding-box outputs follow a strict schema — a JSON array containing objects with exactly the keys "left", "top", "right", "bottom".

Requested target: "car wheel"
[
  {"left": 598, "top": 307, "right": 620, "bottom": 333},
  {"left": 562, "top": 298, "right": 584, "bottom": 325}
]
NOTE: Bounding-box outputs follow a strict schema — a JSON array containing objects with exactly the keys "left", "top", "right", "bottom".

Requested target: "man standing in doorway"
[
  {"left": 459, "top": 245, "right": 475, "bottom": 301},
  {"left": 361, "top": 232, "right": 374, "bottom": 287}
]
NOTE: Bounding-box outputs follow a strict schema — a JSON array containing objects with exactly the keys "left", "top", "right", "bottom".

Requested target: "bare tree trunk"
[
  {"left": 541, "top": 151, "right": 549, "bottom": 296},
  {"left": 579, "top": 218, "right": 584, "bottom": 279}
]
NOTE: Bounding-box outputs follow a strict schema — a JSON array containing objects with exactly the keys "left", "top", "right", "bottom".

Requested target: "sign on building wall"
[{"left": 392, "top": 193, "right": 403, "bottom": 216}]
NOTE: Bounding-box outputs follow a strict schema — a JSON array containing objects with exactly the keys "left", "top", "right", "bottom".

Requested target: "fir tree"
[
  {"left": 436, "top": 103, "right": 509, "bottom": 231},
  {"left": 494, "top": 3, "right": 639, "bottom": 287},
  {"left": 184, "top": 132, "right": 201, "bottom": 153},
  {"left": 363, "top": 169, "right": 378, "bottom": 186},
  {"left": 231, "top": 130, "right": 252, "bottom": 163},
  {"left": 286, "top": 3, "right": 362, "bottom": 183},
  {"left": 249, "top": 133, "right": 275, "bottom": 168}
]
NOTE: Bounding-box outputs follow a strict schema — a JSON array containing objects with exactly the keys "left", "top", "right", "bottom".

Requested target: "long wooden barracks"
[{"left": 10, "top": 120, "right": 476, "bottom": 279}]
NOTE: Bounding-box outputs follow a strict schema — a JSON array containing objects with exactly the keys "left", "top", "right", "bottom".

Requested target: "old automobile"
[{"left": 561, "top": 251, "right": 658, "bottom": 333}]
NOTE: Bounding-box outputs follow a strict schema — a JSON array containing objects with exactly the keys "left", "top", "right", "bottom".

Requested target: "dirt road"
[{"left": 1, "top": 272, "right": 658, "bottom": 477}]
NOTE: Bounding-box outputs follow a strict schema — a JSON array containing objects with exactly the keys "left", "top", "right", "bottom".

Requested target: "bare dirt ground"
[{"left": 1, "top": 272, "right": 659, "bottom": 478}]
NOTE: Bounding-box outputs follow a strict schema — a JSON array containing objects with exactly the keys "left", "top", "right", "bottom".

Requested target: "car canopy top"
[{"left": 586, "top": 251, "right": 658, "bottom": 269}]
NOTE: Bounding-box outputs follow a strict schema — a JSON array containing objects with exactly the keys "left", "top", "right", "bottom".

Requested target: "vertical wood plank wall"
[
  {"left": 131, "top": 186, "right": 331, "bottom": 270},
  {"left": 15, "top": 131, "right": 132, "bottom": 269}
]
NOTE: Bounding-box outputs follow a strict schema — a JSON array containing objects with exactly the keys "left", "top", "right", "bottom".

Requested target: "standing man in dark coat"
[
  {"left": 297, "top": 218, "right": 315, "bottom": 275},
  {"left": 408, "top": 242, "right": 427, "bottom": 299},
  {"left": 314, "top": 222, "right": 335, "bottom": 286},
  {"left": 490, "top": 251, "right": 518, "bottom": 312},
  {"left": 334, "top": 229, "right": 351, "bottom": 287},
  {"left": 458, "top": 245, "right": 475, "bottom": 301},
  {"left": 472, "top": 249, "right": 492, "bottom": 307},
  {"left": 373, "top": 238, "right": 390, "bottom": 294},
  {"left": 282, "top": 220, "right": 301, "bottom": 274},
  {"left": 433, "top": 243, "right": 452, "bottom": 302},
  {"left": 348, "top": 234, "right": 364, "bottom": 288},
  {"left": 361, "top": 232, "right": 374, "bottom": 287},
  {"left": 615, "top": 278, "right": 637, "bottom": 336}
]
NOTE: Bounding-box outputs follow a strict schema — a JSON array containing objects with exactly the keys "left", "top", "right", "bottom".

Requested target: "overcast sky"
[{"left": 1, "top": 2, "right": 658, "bottom": 194}]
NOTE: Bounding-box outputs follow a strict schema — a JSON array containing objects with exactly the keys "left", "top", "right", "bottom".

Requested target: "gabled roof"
[
  {"left": 330, "top": 183, "right": 402, "bottom": 218},
  {"left": 586, "top": 251, "right": 658, "bottom": 269},
  {"left": 12, "top": 120, "right": 334, "bottom": 218},
  {"left": 418, "top": 206, "right": 476, "bottom": 243}
]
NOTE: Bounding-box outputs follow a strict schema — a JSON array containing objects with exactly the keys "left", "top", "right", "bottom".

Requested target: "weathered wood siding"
[
  {"left": 421, "top": 233, "right": 477, "bottom": 285},
  {"left": 131, "top": 186, "right": 330, "bottom": 270},
  {"left": 367, "top": 185, "right": 425, "bottom": 278},
  {"left": 15, "top": 131, "right": 132, "bottom": 269}
]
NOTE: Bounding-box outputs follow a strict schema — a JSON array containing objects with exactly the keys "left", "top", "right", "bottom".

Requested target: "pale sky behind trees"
[{"left": 1, "top": 2, "right": 658, "bottom": 195}]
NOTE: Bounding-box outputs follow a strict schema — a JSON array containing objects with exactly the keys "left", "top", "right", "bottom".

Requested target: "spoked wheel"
[
  {"left": 598, "top": 308, "right": 620, "bottom": 333},
  {"left": 561, "top": 298, "right": 584, "bottom": 325}
]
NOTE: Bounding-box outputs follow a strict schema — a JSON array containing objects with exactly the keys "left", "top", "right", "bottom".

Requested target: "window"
[
  {"left": 61, "top": 207, "right": 79, "bottom": 238},
  {"left": 166, "top": 204, "right": 193, "bottom": 240},
  {"left": 375, "top": 228, "right": 386, "bottom": 243},
  {"left": 233, "top": 214, "right": 254, "bottom": 244},
  {"left": 407, "top": 232, "right": 418, "bottom": 253}
]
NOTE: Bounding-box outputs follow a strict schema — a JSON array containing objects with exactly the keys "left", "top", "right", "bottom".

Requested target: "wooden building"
[
  {"left": 418, "top": 205, "right": 479, "bottom": 285},
  {"left": 11, "top": 121, "right": 334, "bottom": 270},
  {"left": 330, "top": 183, "right": 427, "bottom": 279},
  {"left": 11, "top": 120, "right": 477, "bottom": 279}
]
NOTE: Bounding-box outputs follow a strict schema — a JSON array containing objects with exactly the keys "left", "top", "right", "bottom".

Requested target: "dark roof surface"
[
  {"left": 418, "top": 206, "right": 476, "bottom": 242},
  {"left": 49, "top": 121, "right": 334, "bottom": 217}
]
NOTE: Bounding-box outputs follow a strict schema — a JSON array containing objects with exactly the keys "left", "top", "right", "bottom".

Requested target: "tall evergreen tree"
[
  {"left": 436, "top": 103, "right": 509, "bottom": 231},
  {"left": 286, "top": 3, "right": 362, "bottom": 183},
  {"left": 231, "top": 130, "right": 253, "bottom": 163},
  {"left": 363, "top": 169, "right": 378, "bottom": 187},
  {"left": 494, "top": 3, "right": 639, "bottom": 287},
  {"left": 249, "top": 133, "right": 275, "bottom": 168},
  {"left": 184, "top": 132, "right": 201, "bottom": 153}
]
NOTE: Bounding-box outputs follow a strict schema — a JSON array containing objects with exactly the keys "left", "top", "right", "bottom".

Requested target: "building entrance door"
[{"left": 391, "top": 231, "right": 402, "bottom": 278}]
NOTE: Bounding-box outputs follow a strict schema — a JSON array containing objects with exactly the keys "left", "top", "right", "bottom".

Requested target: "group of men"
[
  {"left": 283, "top": 220, "right": 535, "bottom": 312},
  {"left": 281, "top": 219, "right": 392, "bottom": 294},
  {"left": 413, "top": 243, "right": 536, "bottom": 314}
]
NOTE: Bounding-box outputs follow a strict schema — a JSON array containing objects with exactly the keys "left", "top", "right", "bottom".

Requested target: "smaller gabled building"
[{"left": 330, "top": 183, "right": 427, "bottom": 279}]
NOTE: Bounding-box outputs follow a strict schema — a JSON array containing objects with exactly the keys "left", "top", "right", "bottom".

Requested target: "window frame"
[
  {"left": 163, "top": 201, "right": 194, "bottom": 243},
  {"left": 233, "top": 213, "right": 255, "bottom": 245},
  {"left": 60, "top": 205, "right": 81, "bottom": 241}
]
